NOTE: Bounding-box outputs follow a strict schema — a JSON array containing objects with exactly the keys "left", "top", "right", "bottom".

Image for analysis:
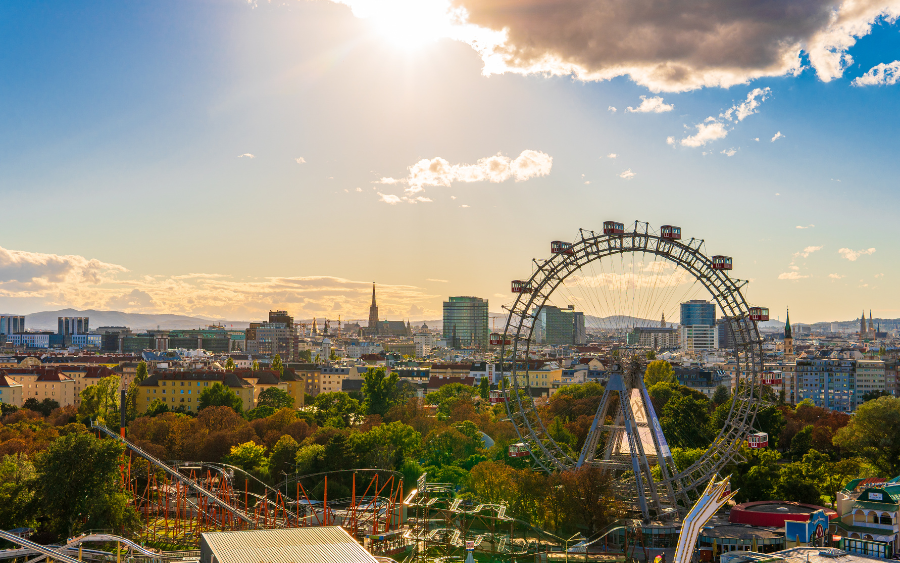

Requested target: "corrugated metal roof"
[{"left": 202, "top": 527, "right": 378, "bottom": 563}]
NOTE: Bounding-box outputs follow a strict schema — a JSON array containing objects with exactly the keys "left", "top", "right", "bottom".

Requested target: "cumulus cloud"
[
  {"left": 626, "top": 96, "right": 674, "bottom": 113},
  {"left": 779, "top": 272, "right": 809, "bottom": 280},
  {"left": 608, "top": 106, "right": 617, "bottom": 113},
  {"left": 403, "top": 149, "right": 552, "bottom": 193},
  {"left": 681, "top": 88, "right": 770, "bottom": 147},
  {"left": 796, "top": 224, "right": 815, "bottom": 229},
  {"left": 771, "top": 131, "right": 784, "bottom": 142},
  {"left": 378, "top": 192, "right": 402, "bottom": 204},
  {"left": 797, "top": 246, "right": 823, "bottom": 258},
  {"left": 721, "top": 148, "right": 737, "bottom": 156},
  {"left": 666, "top": 136, "right": 676, "bottom": 146},
  {"left": 853, "top": 60, "right": 900, "bottom": 86},
  {"left": 427, "top": 278, "right": 449, "bottom": 283},
  {"left": 839, "top": 247, "right": 876, "bottom": 261},
  {"left": 238, "top": 153, "right": 255, "bottom": 158},
  {"left": 619, "top": 169, "right": 636, "bottom": 179},
  {"left": 0, "top": 245, "right": 127, "bottom": 302},
  {"left": 828, "top": 273, "right": 845, "bottom": 279},
  {"left": 373, "top": 177, "right": 403, "bottom": 184},
  {"left": 295, "top": 157, "right": 306, "bottom": 163},
  {"left": 331, "top": 0, "right": 900, "bottom": 92},
  {"left": 607, "top": 153, "right": 617, "bottom": 158}
]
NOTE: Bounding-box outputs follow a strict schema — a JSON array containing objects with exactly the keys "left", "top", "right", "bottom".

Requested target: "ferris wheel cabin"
[
  {"left": 761, "top": 372, "right": 783, "bottom": 386},
  {"left": 490, "top": 333, "right": 511, "bottom": 346},
  {"left": 551, "top": 241, "right": 574, "bottom": 255},
  {"left": 603, "top": 221, "right": 625, "bottom": 235},
  {"left": 660, "top": 225, "right": 682, "bottom": 240},
  {"left": 511, "top": 280, "right": 533, "bottom": 293},
  {"left": 509, "top": 442, "right": 530, "bottom": 458},
  {"left": 712, "top": 255, "right": 733, "bottom": 270},
  {"left": 747, "top": 432, "right": 769, "bottom": 449},
  {"left": 749, "top": 307, "right": 769, "bottom": 321},
  {"left": 489, "top": 389, "right": 508, "bottom": 404}
]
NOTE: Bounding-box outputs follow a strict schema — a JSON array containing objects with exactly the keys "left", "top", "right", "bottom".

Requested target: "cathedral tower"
[
  {"left": 784, "top": 308, "right": 794, "bottom": 360},
  {"left": 367, "top": 283, "right": 379, "bottom": 336}
]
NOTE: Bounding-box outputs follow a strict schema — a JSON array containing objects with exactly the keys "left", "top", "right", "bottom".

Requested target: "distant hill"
[{"left": 24, "top": 309, "right": 251, "bottom": 332}]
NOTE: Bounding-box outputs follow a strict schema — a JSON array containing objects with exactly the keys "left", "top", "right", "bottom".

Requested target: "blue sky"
[{"left": 0, "top": 0, "right": 898, "bottom": 324}]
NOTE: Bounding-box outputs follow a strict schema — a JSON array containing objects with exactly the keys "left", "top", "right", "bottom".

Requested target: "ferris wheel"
[{"left": 499, "top": 221, "right": 765, "bottom": 521}]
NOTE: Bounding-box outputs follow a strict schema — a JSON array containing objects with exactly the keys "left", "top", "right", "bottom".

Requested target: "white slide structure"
[{"left": 673, "top": 476, "right": 737, "bottom": 563}]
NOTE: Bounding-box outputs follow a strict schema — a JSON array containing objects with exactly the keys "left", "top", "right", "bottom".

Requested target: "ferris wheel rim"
[{"left": 499, "top": 222, "right": 764, "bottom": 510}]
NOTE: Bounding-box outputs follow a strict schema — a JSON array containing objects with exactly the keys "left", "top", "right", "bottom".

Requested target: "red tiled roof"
[{"left": 0, "top": 373, "right": 22, "bottom": 387}]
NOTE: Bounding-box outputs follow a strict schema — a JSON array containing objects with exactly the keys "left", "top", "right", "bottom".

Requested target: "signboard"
[
  {"left": 466, "top": 541, "right": 475, "bottom": 551},
  {"left": 869, "top": 492, "right": 883, "bottom": 501}
]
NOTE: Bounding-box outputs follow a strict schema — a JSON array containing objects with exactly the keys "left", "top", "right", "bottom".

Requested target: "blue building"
[{"left": 680, "top": 300, "right": 716, "bottom": 326}]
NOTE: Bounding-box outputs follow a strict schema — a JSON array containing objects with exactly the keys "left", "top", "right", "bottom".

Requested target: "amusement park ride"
[{"left": 499, "top": 221, "right": 768, "bottom": 522}]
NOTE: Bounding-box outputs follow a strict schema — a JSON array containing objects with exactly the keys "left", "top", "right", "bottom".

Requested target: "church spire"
[
  {"left": 661, "top": 312, "right": 666, "bottom": 328},
  {"left": 367, "top": 283, "right": 379, "bottom": 336},
  {"left": 784, "top": 308, "right": 792, "bottom": 339}
]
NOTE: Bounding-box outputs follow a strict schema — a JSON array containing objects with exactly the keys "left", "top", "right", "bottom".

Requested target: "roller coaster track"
[
  {"left": 91, "top": 423, "right": 257, "bottom": 528},
  {"left": 0, "top": 531, "right": 82, "bottom": 563},
  {"left": 23, "top": 534, "right": 162, "bottom": 563}
]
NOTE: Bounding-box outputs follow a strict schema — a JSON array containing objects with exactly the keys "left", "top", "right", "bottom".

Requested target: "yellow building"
[
  {"left": 514, "top": 365, "right": 563, "bottom": 396},
  {"left": 280, "top": 369, "right": 307, "bottom": 408},
  {"left": 58, "top": 366, "right": 117, "bottom": 406},
  {"left": 0, "top": 373, "right": 24, "bottom": 407},
  {"left": 5, "top": 368, "right": 76, "bottom": 406},
  {"left": 136, "top": 371, "right": 254, "bottom": 414},
  {"left": 235, "top": 369, "right": 290, "bottom": 407}
]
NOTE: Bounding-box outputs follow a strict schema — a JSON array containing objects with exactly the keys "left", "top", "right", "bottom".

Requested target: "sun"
[{"left": 349, "top": 0, "right": 458, "bottom": 50}]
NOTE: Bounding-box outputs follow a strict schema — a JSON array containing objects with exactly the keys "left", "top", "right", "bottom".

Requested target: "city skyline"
[{"left": 1, "top": 1, "right": 898, "bottom": 323}]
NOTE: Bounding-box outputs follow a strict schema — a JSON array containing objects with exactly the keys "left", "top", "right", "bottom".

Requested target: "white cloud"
[
  {"left": 775, "top": 192, "right": 781, "bottom": 196},
  {"left": 404, "top": 149, "right": 552, "bottom": 193},
  {"left": 238, "top": 153, "right": 255, "bottom": 158},
  {"left": 721, "top": 148, "right": 737, "bottom": 156},
  {"left": 797, "top": 246, "right": 823, "bottom": 258},
  {"left": 608, "top": 106, "right": 617, "bottom": 113},
  {"left": 427, "top": 278, "right": 449, "bottom": 283},
  {"left": 607, "top": 153, "right": 617, "bottom": 158},
  {"left": 771, "top": 131, "right": 784, "bottom": 142},
  {"left": 378, "top": 192, "right": 402, "bottom": 204},
  {"left": 619, "top": 169, "right": 636, "bottom": 180},
  {"left": 753, "top": 137, "right": 760, "bottom": 141},
  {"left": 373, "top": 177, "right": 404, "bottom": 184},
  {"left": 779, "top": 272, "right": 809, "bottom": 280},
  {"left": 460, "top": 204, "right": 470, "bottom": 208},
  {"left": 356, "top": 187, "right": 363, "bottom": 192},
  {"left": 416, "top": 196, "right": 433, "bottom": 202},
  {"left": 626, "top": 96, "right": 674, "bottom": 113},
  {"left": 295, "top": 157, "right": 306, "bottom": 164},
  {"left": 330, "top": 0, "right": 900, "bottom": 93},
  {"left": 828, "top": 273, "right": 845, "bottom": 279},
  {"left": 681, "top": 88, "right": 770, "bottom": 147},
  {"left": 838, "top": 247, "right": 876, "bottom": 261},
  {"left": 666, "top": 136, "right": 676, "bottom": 146},
  {"left": 796, "top": 224, "right": 815, "bottom": 229},
  {"left": 450, "top": 195, "right": 457, "bottom": 200},
  {"left": 853, "top": 60, "right": 900, "bottom": 86},
  {"left": 874, "top": 273, "right": 884, "bottom": 278}
]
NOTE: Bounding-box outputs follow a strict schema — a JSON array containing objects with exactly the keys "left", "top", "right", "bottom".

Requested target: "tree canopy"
[
  {"left": 257, "top": 387, "right": 295, "bottom": 410},
  {"left": 644, "top": 360, "right": 676, "bottom": 387},
  {"left": 833, "top": 395, "right": 900, "bottom": 477},
  {"left": 198, "top": 383, "right": 244, "bottom": 413}
]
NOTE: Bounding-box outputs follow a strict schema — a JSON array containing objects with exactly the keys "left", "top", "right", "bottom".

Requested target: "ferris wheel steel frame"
[{"left": 500, "top": 222, "right": 763, "bottom": 520}]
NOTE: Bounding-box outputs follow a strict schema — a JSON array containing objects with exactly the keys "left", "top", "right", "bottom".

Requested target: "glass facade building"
[
  {"left": 680, "top": 300, "right": 716, "bottom": 327},
  {"left": 443, "top": 296, "right": 489, "bottom": 349},
  {"left": 533, "top": 305, "right": 586, "bottom": 345}
]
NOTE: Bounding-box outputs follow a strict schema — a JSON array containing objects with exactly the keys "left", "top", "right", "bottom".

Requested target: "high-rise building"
[
  {"left": 443, "top": 296, "right": 489, "bottom": 349},
  {"left": 0, "top": 315, "right": 25, "bottom": 335},
  {"left": 367, "top": 283, "right": 379, "bottom": 336},
  {"left": 58, "top": 316, "right": 89, "bottom": 336},
  {"left": 269, "top": 310, "right": 296, "bottom": 358},
  {"left": 533, "top": 305, "right": 586, "bottom": 345},
  {"left": 680, "top": 300, "right": 716, "bottom": 353},
  {"left": 716, "top": 318, "right": 736, "bottom": 350}
]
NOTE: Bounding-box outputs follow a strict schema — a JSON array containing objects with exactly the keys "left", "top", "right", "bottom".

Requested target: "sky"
[{"left": 0, "top": 0, "right": 899, "bottom": 325}]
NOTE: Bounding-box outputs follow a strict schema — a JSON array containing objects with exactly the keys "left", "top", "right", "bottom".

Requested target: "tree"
[
  {"left": 558, "top": 467, "right": 621, "bottom": 535},
  {"left": 271, "top": 354, "right": 284, "bottom": 376},
  {"left": 711, "top": 385, "right": 730, "bottom": 406},
  {"left": 225, "top": 357, "right": 235, "bottom": 371},
  {"left": 833, "top": 395, "right": 900, "bottom": 477},
  {"left": 646, "top": 350, "right": 656, "bottom": 360},
  {"left": 24, "top": 398, "right": 60, "bottom": 417},
  {"left": 731, "top": 446, "right": 780, "bottom": 502},
  {"left": 77, "top": 375, "right": 120, "bottom": 423},
  {"left": 144, "top": 398, "right": 170, "bottom": 417},
  {"left": 362, "top": 367, "right": 402, "bottom": 416},
  {"left": 0, "top": 453, "right": 35, "bottom": 530},
  {"left": 31, "top": 432, "right": 140, "bottom": 540},
  {"left": 348, "top": 421, "right": 421, "bottom": 469},
  {"left": 312, "top": 392, "right": 360, "bottom": 427},
  {"left": 644, "top": 360, "right": 676, "bottom": 387},
  {"left": 198, "top": 383, "right": 243, "bottom": 413},
  {"left": 225, "top": 441, "right": 267, "bottom": 471},
  {"left": 269, "top": 435, "right": 300, "bottom": 477},
  {"left": 0, "top": 403, "right": 18, "bottom": 416},
  {"left": 660, "top": 393, "right": 712, "bottom": 449},
  {"left": 257, "top": 387, "right": 295, "bottom": 410},
  {"left": 426, "top": 383, "right": 476, "bottom": 417},
  {"left": 862, "top": 390, "right": 891, "bottom": 403},
  {"left": 478, "top": 377, "right": 490, "bottom": 400},
  {"left": 252, "top": 360, "right": 259, "bottom": 371},
  {"left": 294, "top": 444, "right": 327, "bottom": 475},
  {"left": 297, "top": 350, "right": 312, "bottom": 363},
  {"left": 135, "top": 361, "right": 149, "bottom": 383}
]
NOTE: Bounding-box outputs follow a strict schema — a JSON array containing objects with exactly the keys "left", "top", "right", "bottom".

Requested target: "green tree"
[
  {"left": 833, "top": 395, "right": 900, "bottom": 476},
  {"left": 252, "top": 360, "right": 260, "bottom": 370},
  {"left": 711, "top": 385, "right": 730, "bottom": 405},
  {"left": 225, "top": 441, "right": 267, "bottom": 471},
  {"left": 24, "top": 398, "right": 61, "bottom": 417},
  {"left": 269, "top": 435, "right": 300, "bottom": 477},
  {"left": 135, "top": 361, "right": 149, "bottom": 383},
  {"left": 731, "top": 446, "right": 780, "bottom": 502},
  {"left": 144, "top": 398, "right": 169, "bottom": 417},
  {"left": 774, "top": 460, "right": 822, "bottom": 504},
  {"left": 294, "top": 444, "right": 327, "bottom": 475},
  {"left": 478, "top": 377, "right": 490, "bottom": 400},
  {"left": 670, "top": 447, "right": 707, "bottom": 472},
  {"left": 644, "top": 360, "right": 676, "bottom": 387},
  {"left": 789, "top": 425, "right": 814, "bottom": 461},
  {"left": 362, "top": 367, "right": 402, "bottom": 416},
  {"left": 225, "top": 357, "right": 235, "bottom": 371},
  {"left": 271, "top": 354, "right": 284, "bottom": 376},
  {"left": 862, "top": 390, "right": 891, "bottom": 402},
  {"left": 660, "top": 393, "right": 712, "bottom": 449},
  {"left": 31, "top": 432, "right": 140, "bottom": 540},
  {"left": 297, "top": 350, "right": 312, "bottom": 363},
  {"left": 426, "top": 383, "right": 476, "bottom": 416},
  {"left": 312, "top": 392, "right": 360, "bottom": 427},
  {"left": 198, "top": 382, "right": 244, "bottom": 413},
  {"left": 348, "top": 421, "right": 421, "bottom": 469},
  {"left": 77, "top": 375, "right": 120, "bottom": 423},
  {"left": 0, "top": 454, "right": 35, "bottom": 530},
  {"left": 648, "top": 381, "right": 679, "bottom": 410},
  {"left": 0, "top": 403, "right": 18, "bottom": 416},
  {"left": 646, "top": 350, "right": 656, "bottom": 360},
  {"left": 257, "top": 387, "right": 295, "bottom": 410}
]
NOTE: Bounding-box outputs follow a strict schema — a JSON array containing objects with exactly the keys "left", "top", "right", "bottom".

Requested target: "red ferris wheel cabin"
[
  {"left": 660, "top": 225, "right": 682, "bottom": 240},
  {"left": 603, "top": 221, "right": 625, "bottom": 235},
  {"left": 712, "top": 255, "right": 733, "bottom": 270},
  {"left": 550, "top": 241, "right": 574, "bottom": 255},
  {"left": 749, "top": 307, "right": 769, "bottom": 321},
  {"left": 511, "top": 280, "right": 533, "bottom": 293}
]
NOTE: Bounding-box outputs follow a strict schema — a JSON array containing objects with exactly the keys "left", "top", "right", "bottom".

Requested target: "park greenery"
[{"left": 1, "top": 362, "right": 899, "bottom": 543}]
